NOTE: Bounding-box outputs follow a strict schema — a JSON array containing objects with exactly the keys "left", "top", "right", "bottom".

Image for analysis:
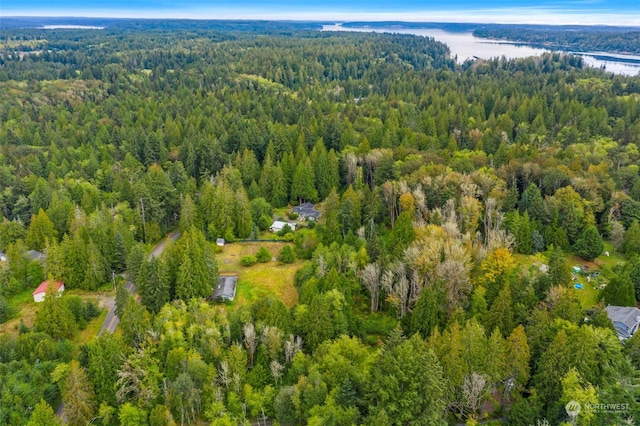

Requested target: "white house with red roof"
[{"left": 32, "top": 280, "right": 65, "bottom": 303}]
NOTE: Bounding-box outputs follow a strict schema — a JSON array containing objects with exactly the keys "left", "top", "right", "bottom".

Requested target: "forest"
[
  {"left": 472, "top": 27, "right": 640, "bottom": 56},
  {"left": 1, "top": 20, "right": 640, "bottom": 426}
]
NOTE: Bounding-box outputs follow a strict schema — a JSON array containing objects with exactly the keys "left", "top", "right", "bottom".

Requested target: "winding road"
[
  {"left": 57, "top": 231, "right": 181, "bottom": 420},
  {"left": 97, "top": 231, "right": 180, "bottom": 336}
]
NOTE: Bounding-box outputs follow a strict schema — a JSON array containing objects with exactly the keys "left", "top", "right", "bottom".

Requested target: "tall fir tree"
[{"left": 291, "top": 158, "right": 317, "bottom": 203}]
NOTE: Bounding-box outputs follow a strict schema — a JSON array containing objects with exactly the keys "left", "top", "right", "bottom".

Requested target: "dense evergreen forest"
[
  {"left": 473, "top": 27, "right": 640, "bottom": 56},
  {"left": 2, "top": 21, "right": 640, "bottom": 426}
]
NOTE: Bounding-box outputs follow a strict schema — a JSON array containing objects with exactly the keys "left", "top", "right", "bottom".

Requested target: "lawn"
[
  {"left": 0, "top": 286, "right": 114, "bottom": 337},
  {"left": 0, "top": 288, "right": 39, "bottom": 335},
  {"left": 217, "top": 242, "right": 301, "bottom": 308},
  {"left": 514, "top": 241, "right": 627, "bottom": 310},
  {"left": 75, "top": 308, "right": 109, "bottom": 345}
]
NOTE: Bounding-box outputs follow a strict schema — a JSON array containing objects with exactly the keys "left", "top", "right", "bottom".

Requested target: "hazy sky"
[{"left": 3, "top": 0, "right": 640, "bottom": 26}]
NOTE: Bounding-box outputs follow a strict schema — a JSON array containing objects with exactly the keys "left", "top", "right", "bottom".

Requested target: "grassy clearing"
[
  {"left": 514, "top": 241, "right": 627, "bottom": 309},
  {"left": 217, "top": 242, "right": 301, "bottom": 308},
  {"left": 569, "top": 276, "right": 603, "bottom": 309},
  {"left": 75, "top": 308, "right": 109, "bottom": 345},
  {"left": 0, "top": 288, "right": 39, "bottom": 335},
  {"left": 0, "top": 287, "right": 114, "bottom": 337}
]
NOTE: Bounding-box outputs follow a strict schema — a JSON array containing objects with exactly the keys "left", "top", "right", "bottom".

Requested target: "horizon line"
[
  {"left": 3, "top": 8, "right": 640, "bottom": 27},
  {"left": 3, "top": 17, "right": 640, "bottom": 28}
]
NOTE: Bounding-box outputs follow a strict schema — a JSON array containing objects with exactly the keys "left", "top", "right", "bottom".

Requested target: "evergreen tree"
[
  {"left": 386, "top": 211, "right": 415, "bottom": 258},
  {"left": 339, "top": 185, "right": 361, "bottom": 237},
  {"left": 322, "top": 189, "right": 342, "bottom": 245},
  {"left": 27, "top": 400, "right": 62, "bottom": 426},
  {"left": 548, "top": 245, "right": 572, "bottom": 287},
  {"left": 174, "top": 228, "right": 218, "bottom": 300},
  {"left": 623, "top": 221, "right": 640, "bottom": 256},
  {"left": 63, "top": 360, "right": 97, "bottom": 426},
  {"left": 87, "top": 333, "right": 127, "bottom": 407},
  {"left": 126, "top": 242, "right": 146, "bottom": 285},
  {"left": 34, "top": 287, "right": 77, "bottom": 339},
  {"left": 505, "top": 325, "right": 531, "bottom": 391},
  {"left": 120, "top": 296, "right": 152, "bottom": 348},
  {"left": 178, "top": 194, "right": 199, "bottom": 232},
  {"left": 574, "top": 225, "right": 603, "bottom": 261},
  {"left": 510, "top": 211, "right": 533, "bottom": 254},
  {"left": 291, "top": 158, "right": 317, "bottom": 203},
  {"left": 310, "top": 139, "right": 332, "bottom": 200},
  {"left": 486, "top": 283, "right": 515, "bottom": 337},
  {"left": 138, "top": 257, "right": 170, "bottom": 313},
  {"left": 0, "top": 219, "right": 26, "bottom": 250},
  {"left": 46, "top": 191, "right": 74, "bottom": 238},
  {"left": 366, "top": 333, "right": 446, "bottom": 425},
  {"left": 469, "top": 286, "right": 488, "bottom": 324},
  {"left": 519, "top": 183, "right": 546, "bottom": 223},
  {"left": 327, "top": 149, "right": 340, "bottom": 194},
  {"left": 410, "top": 287, "right": 441, "bottom": 338},
  {"left": 26, "top": 209, "right": 58, "bottom": 251},
  {"left": 234, "top": 188, "right": 253, "bottom": 239},
  {"left": 601, "top": 273, "right": 636, "bottom": 306}
]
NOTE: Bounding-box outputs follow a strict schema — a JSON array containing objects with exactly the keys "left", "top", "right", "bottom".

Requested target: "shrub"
[
  {"left": 288, "top": 212, "right": 299, "bottom": 220},
  {"left": 258, "top": 214, "right": 273, "bottom": 231},
  {"left": 256, "top": 247, "right": 272, "bottom": 263},
  {"left": 83, "top": 300, "right": 101, "bottom": 321},
  {"left": 277, "top": 224, "right": 293, "bottom": 237},
  {"left": 0, "top": 296, "right": 15, "bottom": 324},
  {"left": 282, "top": 232, "right": 295, "bottom": 242},
  {"left": 241, "top": 255, "right": 258, "bottom": 266},
  {"left": 365, "top": 335, "right": 379, "bottom": 346},
  {"left": 278, "top": 246, "right": 296, "bottom": 264}
]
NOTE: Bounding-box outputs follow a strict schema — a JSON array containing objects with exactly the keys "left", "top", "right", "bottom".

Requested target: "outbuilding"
[
  {"left": 32, "top": 280, "right": 65, "bottom": 303},
  {"left": 270, "top": 221, "right": 297, "bottom": 233}
]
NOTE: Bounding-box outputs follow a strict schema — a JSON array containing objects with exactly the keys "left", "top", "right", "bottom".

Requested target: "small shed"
[
  {"left": 213, "top": 276, "right": 237, "bottom": 302},
  {"left": 270, "top": 221, "right": 297, "bottom": 233},
  {"left": 292, "top": 203, "right": 321, "bottom": 221},
  {"left": 216, "top": 238, "right": 225, "bottom": 247},
  {"left": 0, "top": 250, "right": 6, "bottom": 262},
  {"left": 32, "top": 280, "right": 65, "bottom": 303}
]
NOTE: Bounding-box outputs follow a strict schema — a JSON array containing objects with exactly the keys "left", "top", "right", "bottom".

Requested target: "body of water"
[{"left": 322, "top": 24, "right": 640, "bottom": 76}]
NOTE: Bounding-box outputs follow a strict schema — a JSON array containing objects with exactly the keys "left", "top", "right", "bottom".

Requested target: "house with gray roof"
[
  {"left": 605, "top": 305, "right": 640, "bottom": 341},
  {"left": 27, "top": 250, "right": 46, "bottom": 262},
  {"left": 292, "top": 203, "right": 321, "bottom": 221},
  {"left": 213, "top": 275, "right": 237, "bottom": 302}
]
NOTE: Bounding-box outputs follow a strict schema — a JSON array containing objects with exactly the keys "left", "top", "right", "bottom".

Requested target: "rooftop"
[
  {"left": 605, "top": 305, "right": 640, "bottom": 340},
  {"left": 27, "top": 250, "right": 46, "bottom": 262},
  {"left": 213, "top": 276, "right": 237, "bottom": 301},
  {"left": 292, "top": 203, "right": 321, "bottom": 219},
  {"left": 270, "top": 221, "right": 297, "bottom": 230},
  {"left": 32, "top": 280, "right": 64, "bottom": 295}
]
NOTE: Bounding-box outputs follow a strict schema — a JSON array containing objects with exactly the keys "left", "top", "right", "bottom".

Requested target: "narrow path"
[{"left": 56, "top": 231, "right": 181, "bottom": 421}]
